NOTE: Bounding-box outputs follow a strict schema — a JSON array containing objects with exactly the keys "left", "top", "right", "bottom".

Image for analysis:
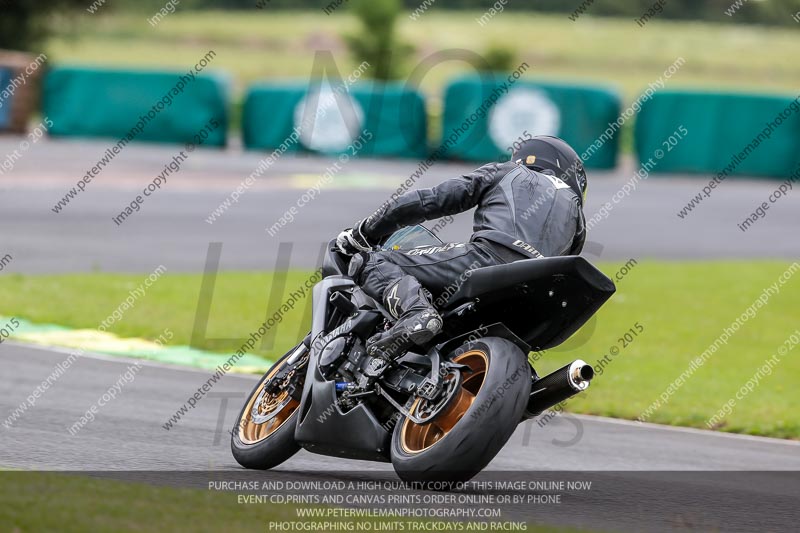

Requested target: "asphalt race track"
[
  {"left": 7, "top": 344, "right": 800, "bottom": 472},
  {"left": 1, "top": 138, "right": 798, "bottom": 274},
  {"left": 2, "top": 344, "right": 800, "bottom": 532}
]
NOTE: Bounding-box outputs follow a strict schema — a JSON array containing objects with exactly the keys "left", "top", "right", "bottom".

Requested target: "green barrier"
[
  {"left": 243, "top": 81, "right": 427, "bottom": 158},
  {"left": 0, "top": 67, "right": 12, "bottom": 129},
  {"left": 43, "top": 67, "right": 229, "bottom": 147},
  {"left": 441, "top": 75, "right": 621, "bottom": 168},
  {"left": 635, "top": 91, "right": 800, "bottom": 178}
]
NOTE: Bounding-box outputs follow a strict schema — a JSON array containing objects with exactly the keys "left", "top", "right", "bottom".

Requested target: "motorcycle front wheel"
[
  {"left": 231, "top": 342, "right": 308, "bottom": 470},
  {"left": 390, "top": 337, "right": 531, "bottom": 484}
]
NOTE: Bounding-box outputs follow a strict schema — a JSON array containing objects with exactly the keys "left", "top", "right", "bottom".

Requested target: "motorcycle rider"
[{"left": 336, "top": 135, "right": 588, "bottom": 360}]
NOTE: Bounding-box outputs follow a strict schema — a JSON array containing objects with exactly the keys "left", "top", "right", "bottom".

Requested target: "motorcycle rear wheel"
[
  {"left": 391, "top": 337, "right": 531, "bottom": 484},
  {"left": 231, "top": 343, "right": 307, "bottom": 470}
]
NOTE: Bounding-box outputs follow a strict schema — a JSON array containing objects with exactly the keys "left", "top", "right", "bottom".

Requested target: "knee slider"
[{"left": 347, "top": 252, "right": 369, "bottom": 280}]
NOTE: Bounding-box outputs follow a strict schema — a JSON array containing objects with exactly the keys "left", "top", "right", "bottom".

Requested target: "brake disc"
[
  {"left": 412, "top": 370, "right": 462, "bottom": 425},
  {"left": 251, "top": 369, "right": 297, "bottom": 425}
]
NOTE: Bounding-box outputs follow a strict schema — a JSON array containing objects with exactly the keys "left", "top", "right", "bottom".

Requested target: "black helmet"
[{"left": 512, "top": 135, "right": 587, "bottom": 204}]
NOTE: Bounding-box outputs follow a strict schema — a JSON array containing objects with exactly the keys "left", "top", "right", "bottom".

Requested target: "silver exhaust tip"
[{"left": 568, "top": 359, "right": 594, "bottom": 391}]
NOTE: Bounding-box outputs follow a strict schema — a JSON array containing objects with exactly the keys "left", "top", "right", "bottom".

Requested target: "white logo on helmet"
[{"left": 544, "top": 174, "right": 571, "bottom": 190}]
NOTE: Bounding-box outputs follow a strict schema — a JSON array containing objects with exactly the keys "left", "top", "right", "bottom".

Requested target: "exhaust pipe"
[{"left": 524, "top": 359, "right": 594, "bottom": 418}]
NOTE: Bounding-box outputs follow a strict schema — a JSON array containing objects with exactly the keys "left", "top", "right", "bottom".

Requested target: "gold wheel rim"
[
  {"left": 400, "top": 349, "right": 488, "bottom": 454},
  {"left": 238, "top": 353, "right": 304, "bottom": 445}
]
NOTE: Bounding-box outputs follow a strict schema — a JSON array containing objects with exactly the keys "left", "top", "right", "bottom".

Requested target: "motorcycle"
[{"left": 231, "top": 225, "right": 615, "bottom": 482}]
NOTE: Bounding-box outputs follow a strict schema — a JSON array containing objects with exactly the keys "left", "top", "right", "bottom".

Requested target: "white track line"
[
  {"left": 4, "top": 340, "right": 259, "bottom": 380},
  {"left": 571, "top": 413, "right": 800, "bottom": 446}
]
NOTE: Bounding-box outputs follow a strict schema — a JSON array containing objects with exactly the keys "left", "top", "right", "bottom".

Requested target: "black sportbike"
[{"left": 232, "top": 225, "right": 615, "bottom": 482}]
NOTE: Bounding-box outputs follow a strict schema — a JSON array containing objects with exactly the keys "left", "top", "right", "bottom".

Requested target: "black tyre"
[
  {"left": 391, "top": 337, "right": 531, "bottom": 484},
  {"left": 231, "top": 343, "right": 308, "bottom": 470}
]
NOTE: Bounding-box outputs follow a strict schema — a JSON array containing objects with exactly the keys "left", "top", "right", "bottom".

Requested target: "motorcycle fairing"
[
  {"left": 294, "top": 276, "right": 392, "bottom": 461},
  {"left": 443, "top": 256, "right": 616, "bottom": 351}
]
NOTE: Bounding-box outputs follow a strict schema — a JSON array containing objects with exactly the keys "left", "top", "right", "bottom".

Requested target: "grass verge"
[{"left": 0, "top": 472, "right": 297, "bottom": 533}]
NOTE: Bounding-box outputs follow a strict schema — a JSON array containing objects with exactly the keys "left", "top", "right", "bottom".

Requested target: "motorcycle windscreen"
[
  {"left": 381, "top": 224, "right": 443, "bottom": 251},
  {"left": 322, "top": 225, "right": 443, "bottom": 277},
  {"left": 444, "top": 256, "right": 616, "bottom": 351}
]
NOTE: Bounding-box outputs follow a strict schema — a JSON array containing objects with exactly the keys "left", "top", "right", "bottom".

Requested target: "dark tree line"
[
  {"left": 1, "top": 0, "right": 798, "bottom": 53},
  {"left": 0, "top": 0, "right": 90, "bottom": 51}
]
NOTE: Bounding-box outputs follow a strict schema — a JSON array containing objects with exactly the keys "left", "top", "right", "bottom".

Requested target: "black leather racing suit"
[{"left": 349, "top": 161, "right": 586, "bottom": 309}]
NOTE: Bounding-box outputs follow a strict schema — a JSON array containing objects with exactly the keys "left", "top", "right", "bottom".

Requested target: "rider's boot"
[{"left": 366, "top": 276, "right": 442, "bottom": 360}]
